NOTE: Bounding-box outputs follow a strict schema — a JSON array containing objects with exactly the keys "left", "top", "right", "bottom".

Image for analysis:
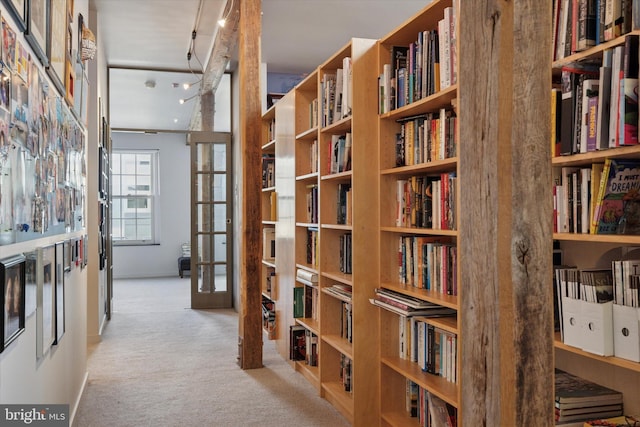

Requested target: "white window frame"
[{"left": 111, "top": 149, "right": 160, "bottom": 246}]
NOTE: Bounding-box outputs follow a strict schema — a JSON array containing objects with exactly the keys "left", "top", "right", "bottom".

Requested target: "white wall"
[
  {"left": 0, "top": 0, "right": 90, "bottom": 422},
  {"left": 112, "top": 132, "right": 190, "bottom": 279}
]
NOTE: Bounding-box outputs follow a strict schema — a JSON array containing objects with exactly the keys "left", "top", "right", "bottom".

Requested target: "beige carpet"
[{"left": 74, "top": 277, "right": 349, "bottom": 427}]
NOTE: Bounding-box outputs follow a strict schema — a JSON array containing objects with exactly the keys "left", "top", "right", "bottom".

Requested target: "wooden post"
[
  {"left": 238, "top": 0, "right": 262, "bottom": 369},
  {"left": 459, "top": 1, "right": 553, "bottom": 425}
]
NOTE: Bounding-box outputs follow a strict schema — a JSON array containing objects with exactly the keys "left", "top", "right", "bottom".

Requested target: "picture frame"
[
  {"left": 24, "top": 250, "right": 36, "bottom": 317},
  {"left": 1, "top": 0, "right": 27, "bottom": 32},
  {"left": 54, "top": 241, "right": 64, "bottom": 344},
  {"left": 63, "top": 239, "right": 71, "bottom": 272},
  {"left": 36, "top": 244, "right": 55, "bottom": 358},
  {"left": 25, "top": 0, "right": 49, "bottom": 66},
  {"left": 1, "top": 254, "right": 26, "bottom": 353},
  {"left": 46, "top": 0, "right": 66, "bottom": 95}
]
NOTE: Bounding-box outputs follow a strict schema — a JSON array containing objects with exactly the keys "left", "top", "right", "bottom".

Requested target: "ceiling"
[{"left": 92, "top": 0, "right": 429, "bottom": 132}]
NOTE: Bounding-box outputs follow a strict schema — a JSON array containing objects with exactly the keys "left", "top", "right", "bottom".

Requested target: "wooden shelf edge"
[
  {"left": 554, "top": 335, "right": 640, "bottom": 372},
  {"left": 296, "top": 126, "right": 318, "bottom": 140},
  {"left": 262, "top": 186, "right": 276, "bottom": 193},
  {"left": 380, "top": 282, "right": 459, "bottom": 310},
  {"left": 380, "top": 226, "right": 458, "bottom": 237},
  {"left": 295, "top": 317, "right": 320, "bottom": 335},
  {"left": 381, "top": 157, "right": 458, "bottom": 176},
  {"left": 322, "top": 271, "right": 353, "bottom": 286},
  {"left": 262, "top": 259, "right": 276, "bottom": 268},
  {"left": 322, "top": 334, "right": 353, "bottom": 359},
  {"left": 381, "top": 411, "right": 421, "bottom": 427},
  {"left": 261, "top": 139, "right": 276, "bottom": 151},
  {"left": 553, "top": 232, "right": 640, "bottom": 244}
]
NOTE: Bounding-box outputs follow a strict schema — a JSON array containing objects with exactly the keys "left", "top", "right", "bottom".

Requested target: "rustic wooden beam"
[
  {"left": 459, "top": 1, "right": 553, "bottom": 424},
  {"left": 238, "top": 0, "right": 262, "bottom": 370}
]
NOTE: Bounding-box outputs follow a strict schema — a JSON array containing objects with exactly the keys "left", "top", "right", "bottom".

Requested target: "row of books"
[
  {"left": 341, "top": 301, "right": 352, "bottom": 343},
  {"left": 554, "top": 267, "right": 614, "bottom": 304},
  {"left": 552, "top": 0, "right": 640, "bottom": 62},
  {"left": 289, "top": 325, "right": 318, "bottom": 367},
  {"left": 320, "top": 57, "right": 352, "bottom": 127},
  {"left": 305, "top": 227, "right": 318, "bottom": 267},
  {"left": 398, "top": 315, "right": 457, "bottom": 384},
  {"left": 554, "top": 35, "right": 640, "bottom": 158},
  {"left": 308, "top": 139, "right": 318, "bottom": 174},
  {"left": 339, "top": 232, "right": 352, "bottom": 274},
  {"left": 396, "top": 173, "right": 457, "bottom": 231},
  {"left": 266, "top": 117, "right": 275, "bottom": 143},
  {"left": 405, "top": 381, "right": 457, "bottom": 427},
  {"left": 340, "top": 354, "right": 353, "bottom": 393},
  {"left": 292, "top": 284, "right": 318, "bottom": 321},
  {"left": 264, "top": 266, "right": 276, "bottom": 295},
  {"left": 612, "top": 259, "right": 640, "bottom": 307},
  {"left": 395, "top": 109, "right": 457, "bottom": 167},
  {"left": 309, "top": 98, "right": 318, "bottom": 129},
  {"left": 553, "top": 159, "right": 640, "bottom": 235},
  {"left": 336, "top": 183, "right": 351, "bottom": 225},
  {"left": 378, "top": 4, "right": 457, "bottom": 114},
  {"left": 262, "top": 227, "right": 275, "bottom": 261},
  {"left": 262, "top": 155, "right": 275, "bottom": 188},
  {"left": 555, "top": 369, "right": 623, "bottom": 424},
  {"left": 305, "top": 184, "right": 318, "bottom": 224},
  {"left": 261, "top": 296, "right": 275, "bottom": 340},
  {"left": 397, "top": 236, "right": 458, "bottom": 297},
  {"left": 327, "top": 133, "right": 352, "bottom": 174}
]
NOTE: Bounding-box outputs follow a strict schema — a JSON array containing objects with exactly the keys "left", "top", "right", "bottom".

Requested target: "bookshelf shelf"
[
  {"left": 551, "top": 145, "right": 640, "bottom": 166},
  {"left": 380, "top": 84, "right": 457, "bottom": 121},
  {"left": 320, "top": 170, "right": 353, "bottom": 182},
  {"left": 320, "top": 116, "right": 352, "bottom": 134},
  {"left": 261, "top": 259, "right": 276, "bottom": 268},
  {"left": 262, "top": 220, "right": 276, "bottom": 226},
  {"left": 381, "top": 411, "right": 421, "bottom": 427},
  {"left": 296, "top": 126, "right": 318, "bottom": 141},
  {"left": 321, "top": 271, "right": 353, "bottom": 286},
  {"left": 261, "top": 139, "right": 276, "bottom": 152},
  {"left": 553, "top": 233, "right": 640, "bottom": 244},
  {"left": 296, "top": 317, "right": 320, "bottom": 335},
  {"left": 295, "top": 263, "right": 318, "bottom": 274},
  {"left": 322, "top": 334, "right": 353, "bottom": 360},
  {"left": 322, "top": 381, "right": 354, "bottom": 424},
  {"left": 381, "top": 356, "right": 459, "bottom": 407},
  {"left": 296, "top": 172, "right": 318, "bottom": 182},
  {"left": 320, "top": 224, "right": 352, "bottom": 231},
  {"left": 381, "top": 227, "right": 458, "bottom": 237},
  {"left": 381, "top": 157, "right": 458, "bottom": 176},
  {"left": 321, "top": 287, "right": 352, "bottom": 304},
  {"left": 418, "top": 315, "right": 458, "bottom": 335},
  {"left": 262, "top": 186, "right": 275, "bottom": 193},
  {"left": 554, "top": 334, "right": 640, "bottom": 374}
]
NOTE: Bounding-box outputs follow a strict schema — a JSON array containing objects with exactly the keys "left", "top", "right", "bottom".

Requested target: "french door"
[{"left": 189, "top": 131, "right": 233, "bottom": 309}]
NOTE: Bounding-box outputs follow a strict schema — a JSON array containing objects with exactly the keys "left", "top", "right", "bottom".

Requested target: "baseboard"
[{"left": 69, "top": 370, "right": 89, "bottom": 427}]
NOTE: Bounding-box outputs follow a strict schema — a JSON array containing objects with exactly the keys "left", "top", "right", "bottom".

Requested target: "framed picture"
[
  {"left": 24, "top": 250, "right": 36, "bottom": 317},
  {"left": 25, "top": 0, "right": 49, "bottom": 66},
  {"left": 1, "top": 16, "right": 17, "bottom": 70},
  {"left": 46, "top": 0, "right": 66, "bottom": 95},
  {"left": 54, "top": 241, "right": 64, "bottom": 344},
  {"left": 36, "top": 244, "right": 55, "bottom": 358},
  {"left": 1, "top": 0, "right": 27, "bottom": 32},
  {"left": 63, "top": 239, "right": 70, "bottom": 272},
  {"left": 1, "top": 254, "right": 26, "bottom": 353}
]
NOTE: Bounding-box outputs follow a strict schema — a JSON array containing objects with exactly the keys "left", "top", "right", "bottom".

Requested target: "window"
[{"left": 111, "top": 150, "right": 159, "bottom": 245}]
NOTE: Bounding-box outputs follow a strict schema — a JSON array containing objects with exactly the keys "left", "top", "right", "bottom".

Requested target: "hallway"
[{"left": 74, "top": 277, "right": 349, "bottom": 427}]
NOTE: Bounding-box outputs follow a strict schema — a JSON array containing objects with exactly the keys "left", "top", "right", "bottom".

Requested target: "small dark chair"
[{"left": 178, "top": 243, "right": 191, "bottom": 278}]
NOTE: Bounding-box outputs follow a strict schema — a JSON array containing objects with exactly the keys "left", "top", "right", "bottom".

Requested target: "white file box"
[
  {"left": 580, "top": 300, "right": 613, "bottom": 356},
  {"left": 613, "top": 304, "right": 640, "bottom": 362},
  {"left": 561, "top": 296, "right": 584, "bottom": 349}
]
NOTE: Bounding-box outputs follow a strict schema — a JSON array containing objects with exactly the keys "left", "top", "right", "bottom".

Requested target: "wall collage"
[{"left": 0, "top": 0, "right": 93, "bottom": 357}]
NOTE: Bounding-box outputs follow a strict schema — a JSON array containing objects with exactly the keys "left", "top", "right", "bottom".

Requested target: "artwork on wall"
[
  {"left": 1, "top": 253, "right": 25, "bottom": 353},
  {"left": 24, "top": 250, "right": 35, "bottom": 317},
  {"left": 46, "top": 0, "right": 66, "bottom": 95},
  {"left": 1, "top": 16, "right": 17, "bottom": 69},
  {"left": 25, "top": 0, "right": 48, "bottom": 66},
  {"left": 36, "top": 244, "right": 54, "bottom": 358},
  {"left": 1, "top": 0, "right": 26, "bottom": 31}
]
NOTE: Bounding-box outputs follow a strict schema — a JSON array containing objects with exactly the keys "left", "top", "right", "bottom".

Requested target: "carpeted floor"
[{"left": 73, "top": 277, "right": 349, "bottom": 427}]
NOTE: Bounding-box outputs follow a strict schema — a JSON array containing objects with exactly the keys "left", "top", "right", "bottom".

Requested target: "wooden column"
[
  {"left": 238, "top": 0, "right": 262, "bottom": 369},
  {"left": 459, "top": 1, "right": 553, "bottom": 425}
]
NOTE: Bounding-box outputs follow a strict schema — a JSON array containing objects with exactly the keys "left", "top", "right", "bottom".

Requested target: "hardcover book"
[
  {"left": 555, "top": 369, "right": 623, "bottom": 406},
  {"left": 592, "top": 158, "right": 640, "bottom": 234}
]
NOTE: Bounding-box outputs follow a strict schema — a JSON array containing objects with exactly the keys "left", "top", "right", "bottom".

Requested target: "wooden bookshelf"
[
  {"left": 552, "top": 23, "right": 640, "bottom": 417},
  {"left": 375, "top": 1, "right": 462, "bottom": 425}
]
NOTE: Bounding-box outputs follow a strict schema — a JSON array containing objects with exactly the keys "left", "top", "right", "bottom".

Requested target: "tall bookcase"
[
  {"left": 375, "top": 1, "right": 460, "bottom": 426},
  {"left": 261, "top": 92, "right": 296, "bottom": 360},
  {"left": 261, "top": 104, "right": 278, "bottom": 340},
  {"left": 293, "top": 69, "right": 321, "bottom": 389},
  {"left": 552, "top": 27, "right": 640, "bottom": 415},
  {"left": 291, "top": 38, "right": 379, "bottom": 425}
]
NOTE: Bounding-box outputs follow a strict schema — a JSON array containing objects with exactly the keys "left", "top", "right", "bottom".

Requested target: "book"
[
  {"left": 296, "top": 268, "right": 318, "bottom": 283},
  {"left": 619, "top": 34, "right": 639, "bottom": 146},
  {"left": 584, "top": 415, "right": 640, "bottom": 426},
  {"left": 555, "top": 369, "right": 623, "bottom": 406},
  {"left": 592, "top": 158, "right": 640, "bottom": 234},
  {"left": 289, "top": 325, "right": 306, "bottom": 361},
  {"left": 293, "top": 286, "right": 304, "bottom": 318}
]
